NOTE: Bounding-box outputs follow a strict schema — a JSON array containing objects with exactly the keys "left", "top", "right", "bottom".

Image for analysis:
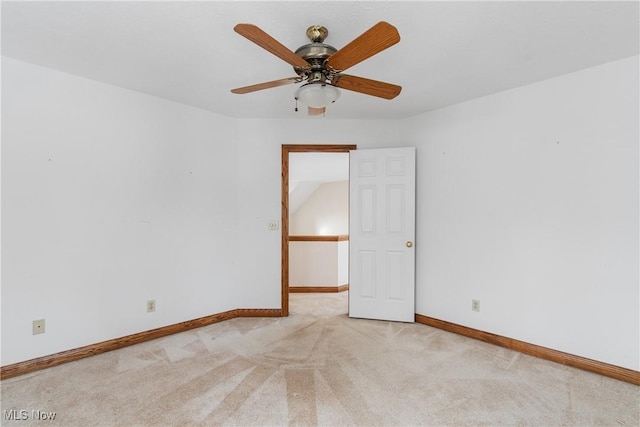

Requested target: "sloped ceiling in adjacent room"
[{"left": 289, "top": 152, "right": 349, "bottom": 215}]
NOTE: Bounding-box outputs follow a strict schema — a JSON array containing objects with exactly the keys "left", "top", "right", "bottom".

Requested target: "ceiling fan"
[{"left": 231, "top": 22, "right": 402, "bottom": 115}]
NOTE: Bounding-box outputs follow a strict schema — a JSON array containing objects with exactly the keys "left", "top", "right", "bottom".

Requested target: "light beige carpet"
[{"left": 1, "top": 292, "right": 638, "bottom": 426}]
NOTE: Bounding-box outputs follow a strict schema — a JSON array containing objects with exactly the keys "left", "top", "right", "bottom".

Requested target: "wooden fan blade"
[
  {"left": 234, "top": 23, "right": 309, "bottom": 69},
  {"left": 326, "top": 21, "right": 400, "bottom": 72},
  {"left": 308, "top": 107, "right": 325, "bottom": 116},
  {"left": 332, "top": 74, "right": 402, "bottom": 99},
  {"left": 231, "top": 77, "right": 299, "bottom": 94}
]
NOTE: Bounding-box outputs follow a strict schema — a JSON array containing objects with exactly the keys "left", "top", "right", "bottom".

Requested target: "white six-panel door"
[{"left": 349, "top": 147, "right": 416, "bottom": 322}]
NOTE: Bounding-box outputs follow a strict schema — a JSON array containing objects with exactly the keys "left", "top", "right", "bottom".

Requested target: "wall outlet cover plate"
[{"left": 33, "top": 319, "right": 46, "bottom": 335}]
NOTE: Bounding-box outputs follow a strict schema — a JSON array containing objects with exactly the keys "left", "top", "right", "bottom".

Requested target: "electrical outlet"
[
  {"left": 472, "top": 299, "right": 480, "bottom": 312},
  {"left": 147, "top": 300, "right": 156, "bottom": 313},
  {"left": 33, "top": 319, "right": 46, "bottom": 335},
  {"left": 267, "top": 219, "right": 279, "bottom": 231}
]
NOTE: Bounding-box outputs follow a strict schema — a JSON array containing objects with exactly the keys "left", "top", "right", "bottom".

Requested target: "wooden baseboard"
[
  {"left": 6, "top": 308, "right": 635, "bottom": 385},
  {"left": 415, "top": 314, "right": 640, "bottom": 386},
  {"left": 290, "top": 285, "right": 349, "bottom": 293},
  {"left": 0, "top": 308, "right": 282, "bottom": 381},
  {"left": 234, "top": 309, "right": 282, "bottom": 317}
]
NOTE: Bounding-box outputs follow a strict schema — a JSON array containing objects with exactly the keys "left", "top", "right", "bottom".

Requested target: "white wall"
[
  {"left": 289, "top": 241, "right": 339, "bottom": 287},
  {"left": 337, "top": 240, "right": 349, "bottom": 286},
  {"left": 1, "top": 58, "right": 240, "bottom": 364},
  {"left": 401, "top": 56, "right": 639, "bottom": 370},
  {"left": 290, "top": 181, "right": 349, "bottom": 235},
  {"left": 3, "top": 55, "right": 638, "bottom": 372}
]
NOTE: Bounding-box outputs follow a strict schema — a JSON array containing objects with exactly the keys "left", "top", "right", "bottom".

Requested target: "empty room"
[{"left": 1, "top": 1, "right": 638, "bottom": 426}]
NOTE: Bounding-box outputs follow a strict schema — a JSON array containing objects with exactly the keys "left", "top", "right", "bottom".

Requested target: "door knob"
[{"left": 406, "top": 241, "right": 413, "bottom": 248}]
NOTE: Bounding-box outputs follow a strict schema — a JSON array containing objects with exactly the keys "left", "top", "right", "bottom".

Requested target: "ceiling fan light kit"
[
  {"left": 295, "top": 82, "right": 341, "bottom": 108},
  {"left": 231, "top": 22, "right": 402, "bottom": 115}
]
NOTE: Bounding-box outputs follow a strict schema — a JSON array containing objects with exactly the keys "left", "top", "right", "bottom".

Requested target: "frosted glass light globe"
[{"left": 295, "top": 83, "right": 341, "bottom": 108}]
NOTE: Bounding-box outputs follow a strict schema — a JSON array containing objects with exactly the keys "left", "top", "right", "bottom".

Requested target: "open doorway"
[
  {"left": 281, "top": 144, "right": 356, "bottom": 316},
  {"left": 288, "top": 152, "right": 349, "bottom": 294}
]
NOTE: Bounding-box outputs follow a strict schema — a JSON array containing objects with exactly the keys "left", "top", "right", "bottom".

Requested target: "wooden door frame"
[{"left": 281, "top": 144, "right": 357, "bottom": 316}]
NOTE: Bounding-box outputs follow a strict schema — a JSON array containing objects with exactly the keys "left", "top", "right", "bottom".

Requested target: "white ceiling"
[{"left": 2, "top": 1, "right": 638, "bottom": 120}]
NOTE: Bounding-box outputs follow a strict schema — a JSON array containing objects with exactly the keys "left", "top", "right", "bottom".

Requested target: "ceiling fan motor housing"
[
  {"left": 295, "top": 43, "right": 337, "bottom": 62},
  {"left": 294, "top": 26, "right": 337, "bottom": 82}
]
